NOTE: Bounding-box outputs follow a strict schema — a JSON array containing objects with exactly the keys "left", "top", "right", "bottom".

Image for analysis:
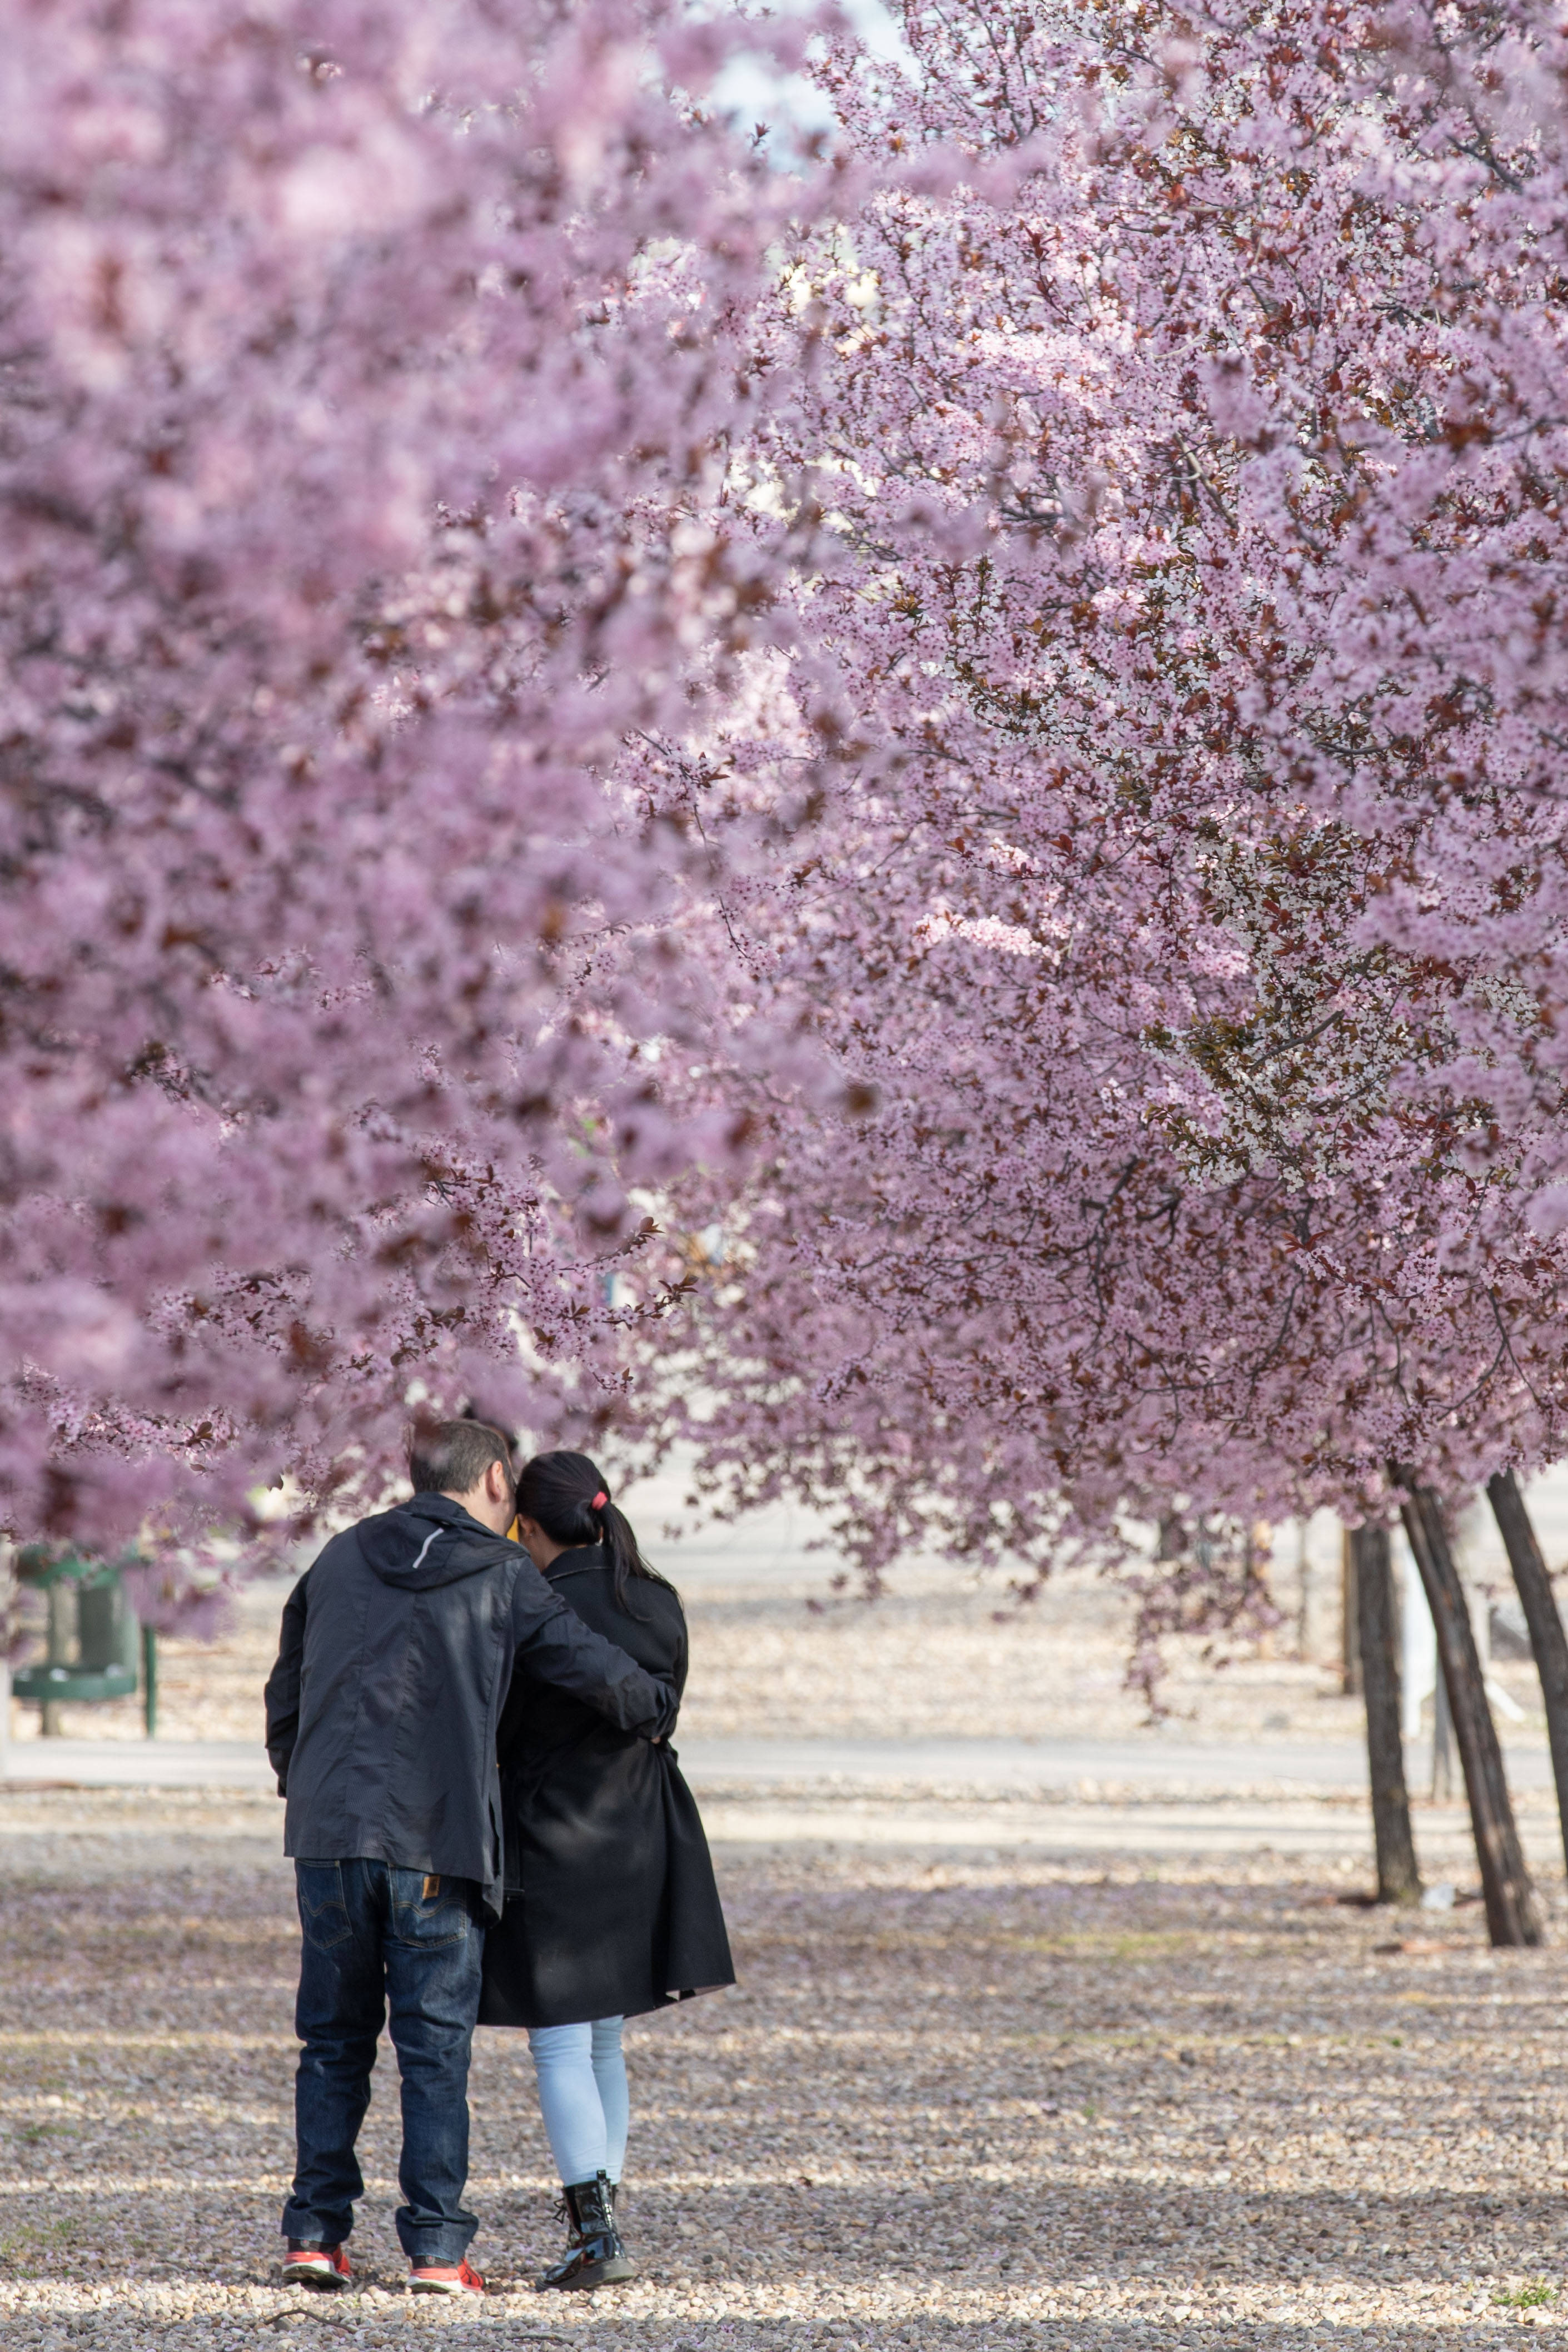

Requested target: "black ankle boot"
[{"left": 534, "top": 2171, "right": 634, "bottom": 2291}]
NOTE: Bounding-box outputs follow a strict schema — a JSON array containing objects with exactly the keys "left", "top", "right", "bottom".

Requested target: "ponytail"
[{"left": 515, "top": 1449, "right": 673, "bottom": 1614}]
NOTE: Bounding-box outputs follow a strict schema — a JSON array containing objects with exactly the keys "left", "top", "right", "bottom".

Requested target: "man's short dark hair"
[{"left": 408, "top": 1418, "right": 515, "bottom": 1501}]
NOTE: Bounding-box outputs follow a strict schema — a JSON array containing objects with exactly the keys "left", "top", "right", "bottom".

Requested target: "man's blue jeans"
[{"left": 283, "top": 1859, "right": 485, "bottom": 2263}]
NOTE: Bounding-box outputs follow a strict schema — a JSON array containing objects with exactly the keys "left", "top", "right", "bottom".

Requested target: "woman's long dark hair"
[{"left": 515, "top": 1450, "right": 674, "bottom": 1614}]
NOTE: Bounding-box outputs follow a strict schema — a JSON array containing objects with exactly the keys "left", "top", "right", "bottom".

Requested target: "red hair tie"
[{"left": 591, "top": 1489, "right": 608, "bottom": 1510}]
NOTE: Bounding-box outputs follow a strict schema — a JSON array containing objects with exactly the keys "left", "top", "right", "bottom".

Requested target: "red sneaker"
[
  {"left": 282, "top": 2242, "right": 351, "bottom": 2291},
  {"left": 409, "top": 2256, "right": 485, "bottom": 2296}
]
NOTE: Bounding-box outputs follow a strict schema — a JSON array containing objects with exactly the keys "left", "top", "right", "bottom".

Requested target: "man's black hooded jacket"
[{"left": 263, "top": 1493, "right": 674, "bottom": 1921}]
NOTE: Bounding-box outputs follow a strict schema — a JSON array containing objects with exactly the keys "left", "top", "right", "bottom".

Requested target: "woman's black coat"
[{"left": 478, "top": 1544, "right": 733, "bottom": 2028}]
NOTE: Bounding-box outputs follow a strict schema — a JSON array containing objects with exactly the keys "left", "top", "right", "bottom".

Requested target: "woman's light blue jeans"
[{"left": 527, "top": 2017, "right": 628, "bottom": 2186}]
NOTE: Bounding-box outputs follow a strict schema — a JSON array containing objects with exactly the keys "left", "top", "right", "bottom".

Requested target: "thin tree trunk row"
[{"left": 1399, "top": 1483, "right": 1542, "bottom": 1948}]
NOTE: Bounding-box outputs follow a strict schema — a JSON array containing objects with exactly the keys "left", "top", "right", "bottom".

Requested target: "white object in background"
[
  {"left": 1421, "top": 1882, "right": 1457, "bottom": 1912},
  {"left": 1451, "top": 1503, "right": 1527, "bottom": 1721},
  {"left": 1399, "top": 1527, "right": 1438, "bottom": 1740},
  {"left": 1490, "top": 1596, "right": 1534, "bottom": 1660},
  {"left": 1397, "top": 1517, "right": 1522, "bottom": 1728}
]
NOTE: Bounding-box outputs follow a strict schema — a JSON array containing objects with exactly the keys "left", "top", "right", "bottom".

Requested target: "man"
[{"left": 263, "top": 1419, "right": 674, "bottom": 2299}]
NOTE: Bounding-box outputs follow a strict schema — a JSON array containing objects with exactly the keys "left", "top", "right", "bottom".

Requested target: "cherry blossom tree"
[
  {"left": 634, "top": 0, "right": 1568, "bottom": 1591},
  {"left": 0, "top": 0, "right": 845, "bottom": 1588}
]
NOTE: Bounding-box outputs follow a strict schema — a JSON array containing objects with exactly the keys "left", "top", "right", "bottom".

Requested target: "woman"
[{"left": 479, "top": 1450, "right": 734, "bottom": 2292}]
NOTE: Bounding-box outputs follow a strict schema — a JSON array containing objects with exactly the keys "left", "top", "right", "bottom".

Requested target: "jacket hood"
[{"left": 359, "top": 1495, "right": 506, "bottom": 1590}]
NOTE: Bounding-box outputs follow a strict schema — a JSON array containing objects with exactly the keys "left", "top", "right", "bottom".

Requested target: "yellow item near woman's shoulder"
[{"left": 506, "top": 1517, "right": 520, "bottom": 1544}]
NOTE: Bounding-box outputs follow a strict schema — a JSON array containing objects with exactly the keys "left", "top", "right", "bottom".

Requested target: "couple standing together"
[{"left": 262, "top": 1420, "right": 733, "bottom": 2297}]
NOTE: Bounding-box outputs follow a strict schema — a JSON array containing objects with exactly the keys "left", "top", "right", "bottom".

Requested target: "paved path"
[
  {"left": 1, "top": 1735, "right": 274, "bottom": 1788},
  {"left": 8, "top": 1736, "right": 1562, "bottom": 1872},
  {"left": 677, "top": 1732, "right": 1394, "bottom": 1788},
  {"left": 3, "top": 1728, "right": 1555, "bottom": 1806}
]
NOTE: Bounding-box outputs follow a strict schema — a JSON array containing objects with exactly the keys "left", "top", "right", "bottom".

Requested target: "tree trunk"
[
  {"left": 1399, "top": 1483, "right": 1542, "bottom": 1947},
  {"left": 1487, "top": 1468, "right": 1568, "bottom": 1883},
  {"left": 1352, "top": 1525, "right": 1421, "bottom": 1905},
  {"left": 1431, "top": 1660, "right": 1457, "bottom": 1801},
  {"left": 1341, "top": 1528, "right": 1362, "bottom": 1695}
]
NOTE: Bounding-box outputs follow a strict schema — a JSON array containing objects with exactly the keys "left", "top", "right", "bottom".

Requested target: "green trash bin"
[{"left": 13, "top": 1552, "right": 145, "bottom": 1722}]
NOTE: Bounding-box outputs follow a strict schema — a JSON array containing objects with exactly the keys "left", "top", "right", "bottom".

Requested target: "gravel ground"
[
  {"left": 8, "top": 1502, "right": 1568, "bottom": 2347},
  {"left": 5, "top": 1786, "right": 1568, "bottom": 2349}
]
